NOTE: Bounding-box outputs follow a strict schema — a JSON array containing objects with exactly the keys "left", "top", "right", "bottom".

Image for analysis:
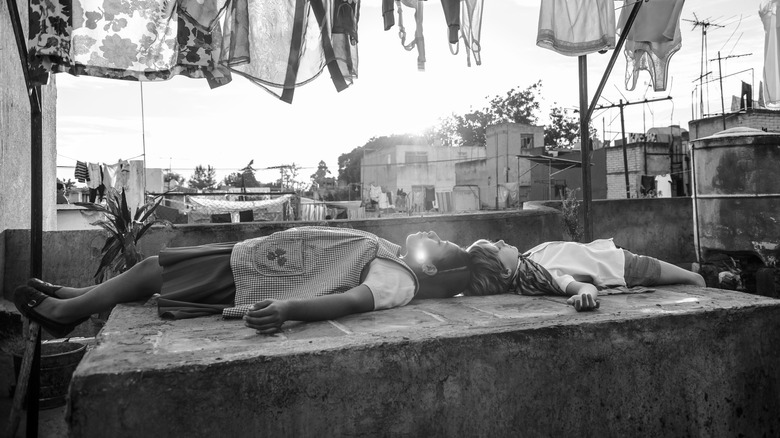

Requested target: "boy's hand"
[
  {"left": 566, "top": 289, "right": 600, "bottom": 312},
  {"left": 244, "top": 299, "right": 289, "bottom": 334}
]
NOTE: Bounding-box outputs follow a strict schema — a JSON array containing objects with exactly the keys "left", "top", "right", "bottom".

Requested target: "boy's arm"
[
  {"left": 243, "top": 285, "right": 375, "bottom": 334},
  {"left": 564, "top": 281, "right": 600, "bottom": 312}
]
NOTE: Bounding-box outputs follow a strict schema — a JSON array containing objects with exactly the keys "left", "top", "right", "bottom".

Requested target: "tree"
[
  {"left": 434, "top": 81, "right": 543, "bottom": 147},
  {"left": 164, "top": 171, "right": 184, "bottom": 189},
  {"left": 543, "top": 105, "right": 599, "bottom": 149},
  {"left": 223, "top": 160, "right": 261, "bottom": 189},
  {"left": 188, "top": 165, "right": 217, "bottom": 190},
  {"left": 275, "top": 163, "right": 304, "bottom": 191},
  {"left": 337, "top": 146, "right": 364, "bottom": 185},
  {"left": 310, "top": 160, "right": 332, "bottom": 189},
  {"left": 544, "top": 106, "right": 581, "bottom": 148}
]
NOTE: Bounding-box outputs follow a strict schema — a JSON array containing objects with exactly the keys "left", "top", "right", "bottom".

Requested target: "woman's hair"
[{"left": 464, "top": 240, "right": 513, "bottom": 296}]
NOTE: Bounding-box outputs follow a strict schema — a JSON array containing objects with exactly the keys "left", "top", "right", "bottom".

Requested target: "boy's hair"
[{"left": 464, "top": 241, "right": 513, "bottom": 296}]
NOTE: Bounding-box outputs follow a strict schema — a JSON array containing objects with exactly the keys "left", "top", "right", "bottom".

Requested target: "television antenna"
[{"left": 683, "top": 14, "right": 725, "bottom": 119}]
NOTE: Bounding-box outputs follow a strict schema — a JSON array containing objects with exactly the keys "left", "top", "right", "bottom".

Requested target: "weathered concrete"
[
  {"left": 69, "top": 287, "right": 780, "bottom": 437},
  {"left": 3, "top": 210, "right": 565, "bottom": 299}
]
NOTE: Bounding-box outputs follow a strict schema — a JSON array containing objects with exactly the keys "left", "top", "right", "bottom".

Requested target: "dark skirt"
[{"left": 157, "top": 242, "right": 237, "bottom": 319}]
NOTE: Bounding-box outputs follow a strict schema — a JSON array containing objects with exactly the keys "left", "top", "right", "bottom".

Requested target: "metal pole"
[
  {"left": 585, "top": 0, "right": 645, "bottom": 121},
  {"left": 578, "top": 55, "right": 593, "bottom": 242},
  {"left": 717, "top": 51, "right": 726, "bottom": 130},
  {"left": 619, "top": 100, "right": 630, "bottom": 198}
]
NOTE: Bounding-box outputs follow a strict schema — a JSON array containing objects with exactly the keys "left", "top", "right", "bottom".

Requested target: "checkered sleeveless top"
[{"left": 223, "top": 227, "right": 418, "bottom": 318}]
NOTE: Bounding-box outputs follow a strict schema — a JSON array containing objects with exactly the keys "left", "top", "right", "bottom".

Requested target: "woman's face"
[
  {"left": 472, "top": 239, "right": 519, "bottom": 277},
  {"left": 405, "top": 231, "right": 465, "bottom": 272}
]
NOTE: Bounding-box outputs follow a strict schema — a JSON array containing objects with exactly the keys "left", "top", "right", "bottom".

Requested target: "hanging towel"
[
  {"left": 617, "top": 0, "right": 685, "bottom": 92},
  {"left": 537, "top": 0, "right": 616, "bottom": 57},
  {"left": 74, "top": 161, "right": 89, "bottom": 183}
]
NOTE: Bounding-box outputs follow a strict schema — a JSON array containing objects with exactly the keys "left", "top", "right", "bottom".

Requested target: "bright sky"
[{"left": 55, "top": 0, "right": 767, "bottom": 185}]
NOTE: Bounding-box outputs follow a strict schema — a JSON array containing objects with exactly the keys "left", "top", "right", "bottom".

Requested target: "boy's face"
[{"left": 405, "top": 231, "right": 466, "bottom": 274}]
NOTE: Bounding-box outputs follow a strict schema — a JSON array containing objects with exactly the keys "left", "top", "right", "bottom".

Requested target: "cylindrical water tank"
[{"left": 691, "top": 127, "right": 780, "bottom": 265}]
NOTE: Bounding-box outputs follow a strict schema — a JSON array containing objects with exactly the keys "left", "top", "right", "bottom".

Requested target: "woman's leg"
[
  {"left": 53, "top": 285, "right": 98, "bottom": 299},
  {"left": 35, "top": 256, "right": 164, "bottom": 323},
  {"left": 657, "top": 260, "right": 706, "bottom": 287}
]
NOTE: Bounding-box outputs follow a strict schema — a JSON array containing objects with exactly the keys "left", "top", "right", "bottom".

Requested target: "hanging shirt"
[
  {"left": 760, "top": 0, "right": 780, "bottom": 106},
  {"left": 654, "top": 173, "right": 672, "bottom": 198},
  {"left": 28, "top": 0, "right": 231, "bottom": 87},
  {"left": 616, "top": 0, "right": 685, "bottom": 92},
  {"left": 86, "top": 162, "right": 102, "bottom": 189},
  {"left": 536, "top": 0, "right": 616, "bottom": 57},
  {"left": 524, "top": 239, "right": 626, "bottom": 292}
]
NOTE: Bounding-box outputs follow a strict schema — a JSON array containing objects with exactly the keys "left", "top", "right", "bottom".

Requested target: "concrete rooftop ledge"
[{"left": 69, "top": 287, "right": 780, "bottom": 437}]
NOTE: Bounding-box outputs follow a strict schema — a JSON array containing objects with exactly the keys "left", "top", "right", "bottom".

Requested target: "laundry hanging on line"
[
  {"left": 616, "top": 0, "right": 685, "bottom": 92},
  {"left": 27, "top": 0, "right": 361, "bottom": 102},
  {"left": 536, "top": 0, "right": 616, "bottom": 57},
  {"left": 385, "top": 0, "right": 484, "bottom": 71}
]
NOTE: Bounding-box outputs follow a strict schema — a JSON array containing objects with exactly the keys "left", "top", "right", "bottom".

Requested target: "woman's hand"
[
  {"left": 244, "top": 299, "right": 290, "bottom": 334},
  {"left": 565, "top": 281, "right": 600, "bottom": 312}
]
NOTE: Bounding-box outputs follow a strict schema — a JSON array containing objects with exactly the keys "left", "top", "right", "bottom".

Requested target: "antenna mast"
[{"left": 683, "top": 14, "right": 724, "bottom": 119}]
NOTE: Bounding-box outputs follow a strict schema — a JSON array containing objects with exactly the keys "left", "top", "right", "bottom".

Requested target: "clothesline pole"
[
  {"left": 577, "top": 0, "right": 646, "bottom": 243},
  {"left": 6, "top": 0, "right": 45, "bottom": 432},
  {"left": 578, "top": 55, "right": 593, "bottom": 243}
]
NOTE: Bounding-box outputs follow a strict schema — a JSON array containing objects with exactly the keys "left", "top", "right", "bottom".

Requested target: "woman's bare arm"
[{"left": 243, "top": 285, "right": 375, "bottom": 334}]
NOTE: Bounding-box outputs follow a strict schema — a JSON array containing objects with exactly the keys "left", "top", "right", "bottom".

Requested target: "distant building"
[
  {"left": 455, "top": 123, "right": 544, "bottom": 209},
  {"left": 606, "top": 125, "right": 689, "bottom": 198},
  {"left": 361, "top": 143, "right": 486, "bottom": 212}
]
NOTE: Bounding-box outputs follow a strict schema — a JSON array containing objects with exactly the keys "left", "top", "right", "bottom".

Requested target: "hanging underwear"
[
  {"left": 449, "top": 0, "right": 484, "bottom": 67},
  {"left": 537, "top": 0, "right": 616, "bottom": 57},
  {"left": 617, "top": 0, "right": 685, "bottom": 92}
]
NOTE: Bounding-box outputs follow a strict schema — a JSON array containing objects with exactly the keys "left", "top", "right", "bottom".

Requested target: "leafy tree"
[
  {"left": 223, "top": 160, "right": 261, "bottom": 189},
  {"left": 544, "top": 105, "right": 599, "bottom": 149},
  {"left": 544, "top": 106, "right": 581, "bottom": 148},
  {"left": 164, "top": 172, "right": 184, "bottom": 188},
  {"left": 337, "top": 146, "right": 364, "bottom": 185},
  {"left": 435, "top": 81, "right": 543, "bottom": 147},
  {"left": 275, "top": 163, "right": 304, "bottom": 191},
  {"left": 188, "top": 165, "right": 217, "bottom": 190},
  {"left": 310, "top": 160, "right": 332, "bottom": 189}
]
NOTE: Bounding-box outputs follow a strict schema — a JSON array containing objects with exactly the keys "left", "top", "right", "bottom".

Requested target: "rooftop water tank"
[{"left": 691, "top": 127, "right": 780, "bottom": 267}]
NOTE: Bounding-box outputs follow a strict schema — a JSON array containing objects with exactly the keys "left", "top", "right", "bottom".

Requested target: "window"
[
  {"left": 405, "top": 151, "right": 428, "bottom": 164},
  {"left": 520, "top": 134, "right": 534, "bottom": 149}
]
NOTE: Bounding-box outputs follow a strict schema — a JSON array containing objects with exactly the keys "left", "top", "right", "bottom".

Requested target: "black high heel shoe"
[
  {"left": 27, "top": 277, "right": 64, "bottom": 298},
  {"left": 13, "top": 286, "right": 88, "bottom": 338}
]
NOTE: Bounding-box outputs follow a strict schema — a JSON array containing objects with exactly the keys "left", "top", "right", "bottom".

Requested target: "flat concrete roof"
[
  {"left": 69, "top": 286, "right": 780, "bottom": 437},
  {"left": 78, "top": 286, "right": 773, "bottom": 374}
]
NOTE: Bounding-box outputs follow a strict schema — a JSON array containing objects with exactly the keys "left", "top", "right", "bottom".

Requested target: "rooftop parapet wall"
[
  {"left": 69, "top": 287, "right": 780, "bottom": 437},
  {"left": 2, "top": 210, "right": 564, "bottom": 299}
]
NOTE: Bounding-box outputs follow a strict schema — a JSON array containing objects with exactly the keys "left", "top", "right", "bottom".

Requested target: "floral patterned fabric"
[
  {"left": 28, "top": 0, "right": 361, "bottom": 100},
  {"left": 28, "top": 0, "right": 232, "bottom": 88}
]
